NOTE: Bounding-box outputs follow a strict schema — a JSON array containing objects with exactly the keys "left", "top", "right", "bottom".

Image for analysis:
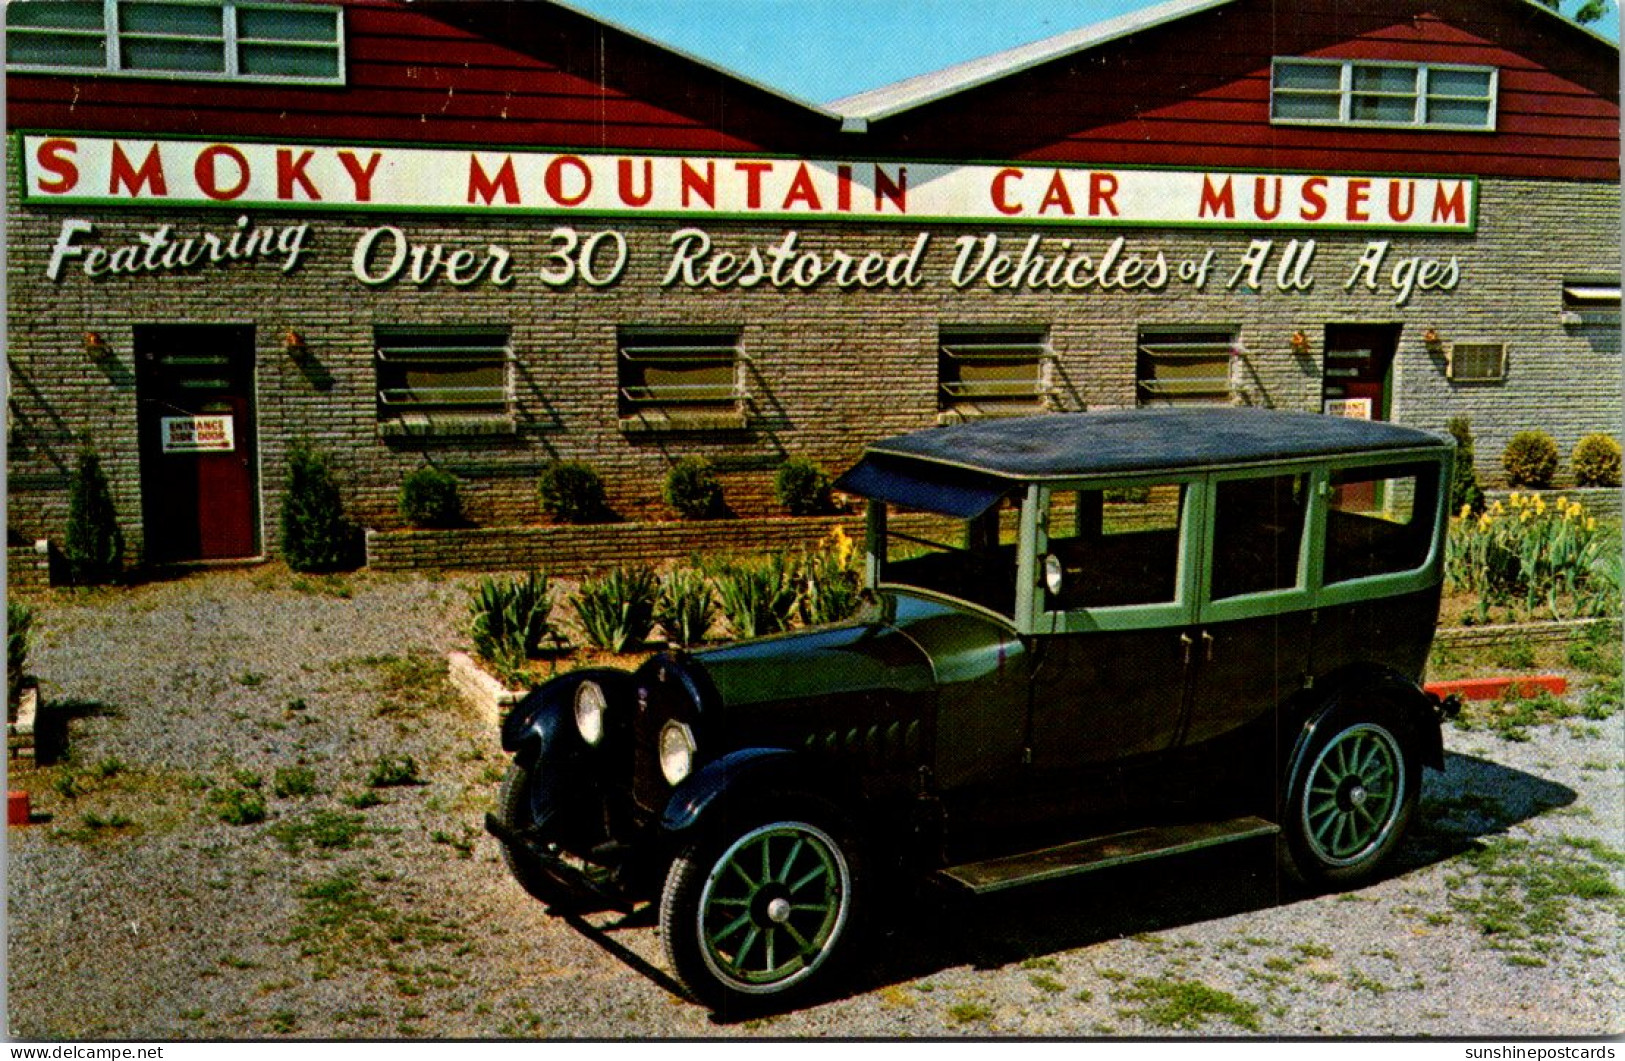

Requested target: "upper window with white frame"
[
  {"left": 6, "top": 0, "right": 344, "bottom": 85},
  {"left": 1271, "top": 59, "right": 1496, "bottom": 131}
]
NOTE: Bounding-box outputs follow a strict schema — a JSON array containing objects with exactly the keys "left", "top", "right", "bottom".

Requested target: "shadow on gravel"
[
  {"left": 550, "top": 750, "right": 1575, "bottom": 1024},
  {"left": 34, "top": 696, "right": 119, "bottom": 764}
]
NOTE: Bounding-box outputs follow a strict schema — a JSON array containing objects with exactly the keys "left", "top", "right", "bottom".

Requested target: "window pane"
[
  {"left": 9, "top": 2, "right": 104, "bottom": 30},
  {"left": 239, "top": 42, "right": 338, "bottom": 78},
  {"left": 238, "top": 6, "right": 338, "bottom": 41},
  {"left": 1352, "top": 65, "right": 1417, "bottom": 92},
  {"left": 885, "top": 494, "right": 1023, "bottom": 617},
  {"left": 8, "top": 34, "right": 106, "bottom": 65},
  {"left": 1137, "top": 329, "right": 1233, "bottom": 406},
  {"left": 1044, "top": 483, "right": 1185, "bottom": 609},
  {"left": 120, "top": 2, "right": 224, "bottom": 37},
  {"left": 1428, "top": 68, "right": 1492, "bottom": 96},
  {"left": 123, "top": 37, "right": 225, "bottom": 71},
  {"left": 1273, "top": 93, "right": 1340, "bottom": 120},
  {"left": 1211, "top": 474, "right": 1307, "bottom": 600},
  {"left": 375, "top": 330, "right": 509, "bottom": 415},
  {"left": 1426, "top": 98, "right": 1490, "bottom": 127},
  {"left": 939, "top": 329, "right": 1047, "bottom": 410},
  {"left": 1324, "top": 464, "right": 1437, "bottom": 584},
  {"left": 1274, "top": 62, "right": 1340, "bottom": 91},
  {"left": 1351, "top": 94, "right": 1417, "bottom": 122}
]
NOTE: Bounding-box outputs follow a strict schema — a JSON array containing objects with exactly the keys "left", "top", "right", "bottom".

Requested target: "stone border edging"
[
  {"left": 1433, "top": 617, "right": 1621, "bottom": 648},
  {"left": 447, "top": 650, "right": 525, "bottom": 731}
]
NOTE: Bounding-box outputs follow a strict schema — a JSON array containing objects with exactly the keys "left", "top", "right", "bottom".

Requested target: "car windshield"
[{"left": 881, "top": 493, "right": 1023, "bottom": 617}]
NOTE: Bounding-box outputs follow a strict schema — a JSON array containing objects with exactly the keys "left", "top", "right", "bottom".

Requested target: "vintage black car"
[{"left": 489, "top": 407, "right": 1461, "bottom": 1009}]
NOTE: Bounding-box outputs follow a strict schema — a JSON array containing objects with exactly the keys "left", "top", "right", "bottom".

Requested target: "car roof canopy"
[{"left": 835, "top": 409, "right": 1448, "bottom": 509}]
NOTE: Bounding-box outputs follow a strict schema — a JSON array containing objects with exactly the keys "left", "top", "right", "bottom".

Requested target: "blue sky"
[{"left": 569, "top": 0, "right": 1619, "bottom": 104}]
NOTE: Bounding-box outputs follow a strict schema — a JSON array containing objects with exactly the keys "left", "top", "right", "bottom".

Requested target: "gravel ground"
[{"left": 6, "top": 567, "right": 1623, "bottom": 1040}]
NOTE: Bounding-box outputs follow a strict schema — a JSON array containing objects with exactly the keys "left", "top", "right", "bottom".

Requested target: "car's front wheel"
[
  {"left": 660, "top": 813, "right": 860, "bottom": 1011},
  {"left": 495, "top": 761, "right": 571, "bottom": 905},
  {"left": 1283, "top": 705, "right": 1417, "bottom": 886}
]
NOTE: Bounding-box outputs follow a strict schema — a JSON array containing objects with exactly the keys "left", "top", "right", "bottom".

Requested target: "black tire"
[
  {"left": 1282, "top": 702, "right": 1418, "bottom": 887},
  {"left": 660, "top": 809, "right": 862, "bottom": 1012},
  {"left": 495, "top": 761, "right": 570, "bottom": 905}
]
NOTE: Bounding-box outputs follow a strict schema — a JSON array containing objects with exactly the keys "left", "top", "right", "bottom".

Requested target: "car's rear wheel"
[
  {"left": 1284, "top": 705, "right": 1417, "bottom": 886},
  {"left": 661, "top": 813, "right": 860, "bottom": 1012}
]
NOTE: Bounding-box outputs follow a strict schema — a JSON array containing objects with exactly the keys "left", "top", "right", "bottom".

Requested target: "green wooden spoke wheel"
[
  {"left": 1285, "top": 710, "right": 1417, "bottom": 886},
  {"left": 662, "top": 817, "right": 857, "bottom": 1008}
]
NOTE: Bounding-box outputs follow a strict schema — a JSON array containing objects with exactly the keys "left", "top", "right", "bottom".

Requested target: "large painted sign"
[{"left": 20, "top": 134, "right": 1477, "bottom": 233}]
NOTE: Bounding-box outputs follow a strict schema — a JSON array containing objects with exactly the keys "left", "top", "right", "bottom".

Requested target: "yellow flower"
[
  {"left": 1478, "top": 513, "right": 1493, "bottom": 529},
  {"left": 1509, "top": 492, "right": 1524, "bottom": 508},
  {"left": 1587, "top": 517, "right": 1597, "bottom": 531},
  {"left": 828, "top": 525, "right": 853, "bottom": 567},
  {"left": 1520, "top": 509, "right": 1532, "bottom": 523},
  {"left": 1534, "top": 496, "right": 1546, "bottom": 514},
  {"left": 1490, "top": 500, "right": 1505, "bottom": 516},
  {"left": 1459, "top": 503, "right": 1472, "bottom": 520}
]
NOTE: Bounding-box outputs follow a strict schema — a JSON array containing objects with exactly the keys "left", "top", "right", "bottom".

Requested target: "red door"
[
  {"left": 136, "top": 325, "right": 260, "bottom": 562},
  {"left": 1322, "top": 324, "right": 1401, "bottom": 510}
]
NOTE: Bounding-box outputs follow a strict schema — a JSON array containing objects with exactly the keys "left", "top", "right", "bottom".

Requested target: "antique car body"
[{"left": 489, "top": 408, "right": 1460, "bottom": 1009}]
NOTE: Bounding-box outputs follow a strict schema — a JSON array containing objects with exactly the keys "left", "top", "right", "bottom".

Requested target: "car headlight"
[
  {"left": 574, "top": 680, "right": 607, "bottom": 746},
  {"left": 658, "top": 720, "right": 696, "bottom": 785}
]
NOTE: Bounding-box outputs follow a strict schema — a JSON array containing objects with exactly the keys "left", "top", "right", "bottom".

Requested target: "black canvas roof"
[{"left": 835, "top": 409, "right": 1447, "bottom": 516}]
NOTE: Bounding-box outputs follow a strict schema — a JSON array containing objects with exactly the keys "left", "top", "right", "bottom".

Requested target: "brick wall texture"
[{"left": 6, "top": 177, "right": 1619, "bottom": 566}]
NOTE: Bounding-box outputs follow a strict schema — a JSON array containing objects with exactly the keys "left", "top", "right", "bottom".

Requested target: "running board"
[{"left": 938, "top": 816, "right": 1281, "bottom": 895}]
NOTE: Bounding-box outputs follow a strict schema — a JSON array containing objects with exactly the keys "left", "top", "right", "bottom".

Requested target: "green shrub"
[
  {"left": 64, "top": 444, "right": 124, "bottom": 584},
  {"left": 664, "top": 458, "right": 724, "bottom": 520},
  {"left": 469, "top": 571, "right": 556, "bottom": 671},
  {"left": 1446, "top": 417, "right": 1486, "bottom": 516},
  {"left": 398, "top": 466, "right": 461, "bottom": 528},
  {"left": 281, "top": 444, "right": 358, "bottom": 573},
  {"left": 208, "top": 786, "right": 268, "bottom": 826},
  {"left": 272, "top": 765, "right": 318, "bottom": 799},
  {"left": 1572, "top": 434, "right": 1622, "bottom": 488},
  {"left": 657, "top": 567, "right": 717, "bottom": 647},
  {"left": 774, "top": 458, "right": 833, "bottom": 516},
  {"left": 1502, "top": 431, "right": 1559, "bottom": 489},
  {"left": 573, "top": 565, "right": 660, "bottom": 652},
  {"left": 538, "top": 463, "right": 610, "bottom": 524},
  {"left": 367, "top": 754, "right": 421, "bottom": 788},
  {"left": 715, "top": 553, "right": 799, "bottom": 639},
  {"left": 8, "top": 601, "right": 33, "bottom": 711}
]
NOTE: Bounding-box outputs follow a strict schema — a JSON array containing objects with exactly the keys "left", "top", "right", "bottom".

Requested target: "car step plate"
[{"left": 938, "top": 816, "right": 1281, "bottom": 895}]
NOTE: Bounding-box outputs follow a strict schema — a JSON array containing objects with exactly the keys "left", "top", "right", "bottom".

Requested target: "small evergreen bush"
[
  {"left": 281, "top": 444, "right": 358, "bottom": 572},
  {"left": 1446, "top": 417, "right": 1486, "bottom": 515},
  {"left": 538, "top": 463, "right": 610, "bottom": 524},
  {"left": 573, "top": 566, "right": 660, "bottom": 652},
  {"left": 64, "top": 444, "right": 124, "bottom": 584},
  {"left": 8, "top": 601, "right": 33, "bottom": 713},
  {"left": 664, "top": 458, "right": 724, "bottom": 520},
  {"left": 657, "top": 567, "right": 717, "bottom": 646},
  {"left": 469, "top": 571, "right": 556, "bottom": 671},
  {"left": 1502, "top": 431, "right": 1559, "bottom": 489},
  {"left": 398, "top": 465, "right": 461, "bottom": 528},
  {"left": 774, "top": 458, "right": 833, "bottom": 516},
  {"left": 1572, "top": 434, "right": 1622, "bottom": 488}
]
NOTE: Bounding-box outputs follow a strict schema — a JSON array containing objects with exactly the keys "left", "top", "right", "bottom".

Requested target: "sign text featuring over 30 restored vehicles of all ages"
[{"left": 487, "top": 407, "right": 1461, "bottom": 1010}]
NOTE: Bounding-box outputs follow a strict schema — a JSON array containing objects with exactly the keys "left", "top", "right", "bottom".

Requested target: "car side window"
[
  {"left": 1210, "top": 473, "right": 1308, "bottom": 600},
  {"left": 1323, "top": 462, "right": 1438, "bottom": 584},
  {"left": 1045, "top": 482, "right": 1186, "bottom": 609}
]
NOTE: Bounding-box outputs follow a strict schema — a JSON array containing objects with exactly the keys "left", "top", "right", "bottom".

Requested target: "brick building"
[{"left": 5, "top": 0, "right": 1619, "bottom": 567}]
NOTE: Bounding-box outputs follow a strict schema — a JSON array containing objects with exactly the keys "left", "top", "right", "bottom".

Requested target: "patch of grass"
[
  {"left": 348, "top": 653, "right": 445, "bottom": 718},
  {"left": 946, "top": 999, "right": 994, "bottom": 1026},
  {"left": 288, "top": 573, "right": 353, "bottom": 599},
  {"left": 1293, "top": 942, "right": 1333, "bottom": 960},
  {"left": 268, "top": 810, "right": 368, "bottom": 854},
  {"left": 367, "top": 755, "right": 423, "bottom": 788},
  {"left": 1346, "top": 970, "right": 1389, "bottom": 994},
  {"left": 1019, "top": 956, "right": 1061, "bottom": 971},
  {"left": 285, "top": 870, "right": 465, "bottom": 979},
  {"left": 236, "top": 671, "right": 268, "bottom": 688},
  {"left": 341, "top": 790, "right": 386, "bottom": 809},
  {"left": 1491, "top": 638, "right": 1537, "bottom": 671},
  {"left": 272, "top": 766, "right": 319, "bottom": 799},
  {"left": 430, "top": 828, "right": 476, "bottom": 859},
  {"left": 265, "top": 1010, "right": 298, "bottom": 1034},
  {"left": 1029, "top": 973, "right": 1066, "bottom": 994},
  {"left": 54, "top": 811, "right": 137, "bottom": 843},
  {"left": 208, "top": 786, "right": 268, "bottom": 826},
  {"left": 1113, "top": 978, "right": 1262, "bottom": 1033},
  {"left": 1447, "top": 836, "right": 1625, "bottom": 967}
]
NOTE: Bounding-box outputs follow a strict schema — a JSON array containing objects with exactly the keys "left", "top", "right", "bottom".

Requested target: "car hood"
[{"left": 688, "top": 591, "right": 1015, "bottom": 710}]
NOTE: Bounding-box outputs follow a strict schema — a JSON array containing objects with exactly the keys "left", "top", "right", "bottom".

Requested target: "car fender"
[
  {"left": 659, "top": 747, "right": 847, "bottom": 843},
  {"left": 1285, "top": 666, "right": 1444, "bottom": 804},
  {"left": 500, "top": 668, "right": 638, "bottom": 759}
]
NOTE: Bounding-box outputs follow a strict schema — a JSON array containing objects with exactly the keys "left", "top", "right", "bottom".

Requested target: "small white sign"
[
  {"left": 161, "top": 415, "right": 234, "bottom": 453},
  {"left": 1323, "top": 397, "right": 1374, "bottom": 421}
]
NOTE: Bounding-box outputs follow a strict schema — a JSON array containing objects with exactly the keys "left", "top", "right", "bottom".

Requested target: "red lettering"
[
  {"left": 837, "top": 164, "right": 853, "bottom": 212},
  {"left": 617, "top": 158, "right": 653, "bottom": 207},
  {"left": 109, "top": 142, "right": 168, "bottom": 197},
  {"left": 1253, "top": 177, "right": 1282, "bottom": 221},
  {"left": 681, "top": 161, "right": 716, "bottom": 208},
  {"left": 35, "top": 138, "right": 78, "bottom": 194},
  {"left": 781, "top": 163, "right": 822, "bottom": 210},
  {"left": 1088, "top": 172, "right": 1119, "bottom": 217},
  {"left": 1299, "top": 177, "right": 1328, "bottom": 221},
  {"left": 1038, "top": 171, "right": 1075, "bottom": 215},
  {"left": 337, "top": 151, "right": 382, "bottom": 201},
  {"left": 467, "top": 155, "right": 519, "bottom": 205},
  {"left": 873, "top": 166, "right": 907, "bottom": 212},
  {"left": 276, "top": 148, "right": 320, "bottom": 201},
  {"left": 543, "top": 155, "right": 591, "bottom": 206},
  {"left": 991, "top": 168, "right": 1025, "bottom": 216},
  {"left": 1198, "top": 175, "right": 1235, "bottom": 218},
  {"left": 1388, "top": 180, "right": 1416, "bottom": 222},
  {"left": 194, "top": 144, "right": 249, "bottom": 201},
  {"left": 1346, "top": 178, "right": 1371, "bottom": 222},
  {"left": 734, "top": 161, "right": 772, "bottom": 208},
  {"left": 1432, "top": 182, "right": 1467, "bottom": 224}
]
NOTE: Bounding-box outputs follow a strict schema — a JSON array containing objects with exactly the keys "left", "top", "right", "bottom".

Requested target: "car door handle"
[
  {"left": 1201, "top": 630, "right": 1215, "bottom": 663},
  {"left": 1180, "top": 632, "right": 1193, "bottom": 667}
]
